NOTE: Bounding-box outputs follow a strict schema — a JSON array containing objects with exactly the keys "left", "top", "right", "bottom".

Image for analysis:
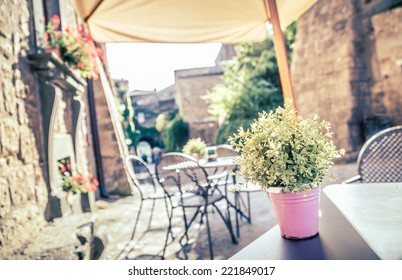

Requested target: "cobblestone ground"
[{"left": 93, "top": 163, "right": 357, "bottom": 260}]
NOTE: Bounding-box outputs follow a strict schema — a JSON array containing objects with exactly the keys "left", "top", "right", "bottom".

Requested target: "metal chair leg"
[
  {"left": 204, "top": 205, "right": 214, "bottom": 260},
  {"left": 130, "top": 199, "right": 144, "bottom": 241},
  {"left": 213, "top": 203, "right": 238, "bottom": 244},
  {"left": 235, "top": 192, "right": 240, "bottom": 237},
  {"left": 146, "top": 198, "right": 156, "bottom": 231},
  {"left": 247, "top": 192, "right": 252, "bottom": 223},
  {"left": 161, "top": 206, "right": 174, "bottom": 260},
  {"left": 163, "top": 197, "right": 174, "bottom": 240}
]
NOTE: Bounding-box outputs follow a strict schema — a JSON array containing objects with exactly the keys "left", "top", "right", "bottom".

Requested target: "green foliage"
[
  {"left": 183, "top": 138, "right": 207, "bottom": 156},
  {"left": 204, "top": 22, "right": 297, "bottom": 144},
  {"left": 155, "top": 112, "right": 175, "bottom": 132},
  {"left": 214, "top": 119, "right": 253, "bottom": 145},
  {"left": 162, "top": 116, "right": 189, "bottom": 152},
  {"left": 137, "top": 123, "right": 160, "bottom": 138},
  {"left": 116, "top": 92, "right": 139, "bottom": 149},
  {"left": 284, "top": 22, "right": 297, "bottom": 61},
  {"left": 229, "top": 100, "right": 345, "bottom": 193},
  {"left": 155, "top": 113, "right": 169, "bottom": 132}
]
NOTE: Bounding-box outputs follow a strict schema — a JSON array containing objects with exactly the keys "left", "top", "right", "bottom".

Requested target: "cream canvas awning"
[
  {"left": 72, "top": 0, "right": 319, "bottom": 109},
  {"left": 73, "top": 0, "right": 317, "bottom": 43}
]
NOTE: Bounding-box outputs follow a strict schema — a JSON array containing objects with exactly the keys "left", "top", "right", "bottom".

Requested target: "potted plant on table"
[
  {"left": 229, "top": 100, "right": 344, "bottom": 239},
  {"left": 182, "top": 137, "right": 207, "bottom": 161}
]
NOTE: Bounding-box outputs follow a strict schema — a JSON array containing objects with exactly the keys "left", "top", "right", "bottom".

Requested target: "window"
[{"left": 31, "top": 0, "right": 46, "bottom": 49}]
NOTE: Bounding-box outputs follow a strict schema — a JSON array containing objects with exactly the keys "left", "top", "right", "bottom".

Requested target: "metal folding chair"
[
  {"left": 155, "top": 152, "right": 237, "bottom": 259},
  {"left": 343, "top": 126, "right": 402, "bottom": 183},
  {"left": 125, "top": 155, "right": 172, "bottom": 259}
]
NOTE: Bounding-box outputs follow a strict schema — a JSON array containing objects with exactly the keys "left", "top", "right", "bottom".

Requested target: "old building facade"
[
  {"left": 0, "top": 0, "right": 130, "bottom": 258},
  {"left": 292, "top": 0, "right": 402, "bottom": 161},
  {"left": 174, "top": 66, "right": 223, "bottom": 145}
]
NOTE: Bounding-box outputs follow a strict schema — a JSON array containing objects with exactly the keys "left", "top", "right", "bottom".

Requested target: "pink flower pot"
[{"left": 268, "top": 187, "right": 321, "bottom": 239}]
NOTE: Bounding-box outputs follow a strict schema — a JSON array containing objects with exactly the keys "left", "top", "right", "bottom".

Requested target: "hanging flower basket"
[{"left": 43, "top": 15, "right": 105, "bottom": 80}]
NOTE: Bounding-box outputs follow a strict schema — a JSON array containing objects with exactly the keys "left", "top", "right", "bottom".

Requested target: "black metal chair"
[
  {"left": 343, "top": 126, "right": 402, "bottom": 183},
  {"left": 215, "top": 145, "right": 262, "bottom": 236},
  {"left": 125, "top": 155, "right": 172, "bottom": 259},
  {"left": 155, "top": 152, "right": 237, "bottom": 259}
]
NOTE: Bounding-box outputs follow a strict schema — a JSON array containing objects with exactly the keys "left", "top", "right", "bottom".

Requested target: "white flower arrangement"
[{"left": 183, "top": 138, "right": 207, "bottom": 157}]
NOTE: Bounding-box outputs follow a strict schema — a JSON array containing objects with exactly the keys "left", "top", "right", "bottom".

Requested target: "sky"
[{"left": 105, "top": 43, "right": 222, "bottom": 92}]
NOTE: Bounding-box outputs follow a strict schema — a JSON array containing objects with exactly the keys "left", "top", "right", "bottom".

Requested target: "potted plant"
[
  {"left": 58, "top": 159, "right": 99, "bottom": 195},
  {"left": 229, "top": 100, "right": 344, "bottom": 239},
  {"left": 182, "top": 138, "right": 207, "bottom": 161}
]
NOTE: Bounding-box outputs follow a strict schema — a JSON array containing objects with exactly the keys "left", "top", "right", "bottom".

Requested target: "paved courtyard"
[{"left": 9, "top": 163, "right": 356, "bottom": 260}]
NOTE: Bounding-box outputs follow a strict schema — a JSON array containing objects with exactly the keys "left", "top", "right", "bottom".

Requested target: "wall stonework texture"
[
  {"left": 0, "top": 0, "right": 128, "bottom": 258},
  {"left": 0, "top": 0, "right": 47, "bottom": 258},
  {"left": 292, "top": 0, "right": 402, "bottom": 161},
  {"left": 175, "top": 67, "right": 223, "bottom": 145},
  {"left": 92, "top": 67, "right": 132, "bottom": 196},
  {"left": 370, "top": 7, "right": 402, "bottom": 124}
]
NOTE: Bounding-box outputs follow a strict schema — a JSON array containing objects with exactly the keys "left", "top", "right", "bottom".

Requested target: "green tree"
[
  {"left": 116, "top": 93, "right": 139, "bottom": 150},
  {"left": 162, "top": 115, "right": 189, "bottom": 152},
  {"left": 204, "top": 22, "right": 296, "bottom": 144}
]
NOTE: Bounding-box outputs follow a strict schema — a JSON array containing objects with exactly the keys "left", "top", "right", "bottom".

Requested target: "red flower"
[
  {"left": 92, "top": 178, "right": 99, "bottom": 187},
  {"left": 89, "top": 184, "right": 97, "bottom": 191},
  {"left": 91, "top": 73, "right": 99, "bottom": 80},
  {"left": 50, "top": 15, "right": 60, "bottom": 28},
  {"left": 77, "top": 61, "right": 85, "bottom": 69},
  {"left": 67, "top": 163, "right": 71, "bottom": 171},
  {"left": 60, "top": 166, "right": 66, "bottom": 173},
  {"left": 44, "top": 15, "right": 103, "bottom": 80}
]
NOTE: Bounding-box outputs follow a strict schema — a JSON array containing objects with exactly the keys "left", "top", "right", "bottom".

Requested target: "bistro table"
[
  {"left": 161, "top": 155, "right": 245, "bottom": 241},
  {"left": 231, "top": 182, "right": 402, "bottom": 260}
]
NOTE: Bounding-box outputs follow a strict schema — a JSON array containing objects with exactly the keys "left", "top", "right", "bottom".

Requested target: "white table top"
[
  {"left": 200, "top": 156, "right": 239, "bottom": 169},
  {"left": 323, "top": 182, "right": 402, "bottom": 260},
  {"left": 162, "top": 157, "right": 239, "bottom": 171}
]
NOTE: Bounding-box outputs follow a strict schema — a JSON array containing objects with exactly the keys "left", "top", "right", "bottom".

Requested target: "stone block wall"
[
  {"left": 175, "top": 67, "right": 223, "bottom": 145},
  {"left": 0, "top": 0, "right": 47, "bottom": 258},
  {"left": 291, "top": 0, "right": 402, "bottom": 161},
  {"left": 370, "top": 7, "right": 402, "bottom": 124},
  {"left": 92, "top": 65, "right": 132, "bottom": 196}
]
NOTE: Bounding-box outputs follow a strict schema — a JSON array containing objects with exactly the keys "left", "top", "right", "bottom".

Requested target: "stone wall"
[
  {"left": 0, "top": 0, "right": 47, "bottom": 258},
  {"left": 92, "top": 66, "right": 132, "bottom": 196},
  {"left": 370, "top": 7, "right": 402, "bottom": 124},
  {"left": 175, "top": 67, "right": 223, "bottom": 145},
  {"left": 291, "top": 0, "right": 402, "bottom": 161},
  {"left": 0, "top": 0, "right": 114, "bottom": 258}
]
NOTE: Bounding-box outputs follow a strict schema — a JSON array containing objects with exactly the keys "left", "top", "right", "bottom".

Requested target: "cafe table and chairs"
[
  {"left": 200, "top": 153, "right": 262, "bottom": 237},
  {"left": 155, "top": 152, "right": 238, "bottom": 260}
]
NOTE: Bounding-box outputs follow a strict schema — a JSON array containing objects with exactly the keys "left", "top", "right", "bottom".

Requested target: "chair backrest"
[
  {"left": 126, "top": 155, "right": 157, "bottom": 193},
  {"left": 357, "top": 126, "right": 402, "bottom": 183},
  {"left": 155, "top": 152, "right": 209, "bottom": 195},
  {"left": 216, "top": 144, "right": 238, "bottom": 158}
]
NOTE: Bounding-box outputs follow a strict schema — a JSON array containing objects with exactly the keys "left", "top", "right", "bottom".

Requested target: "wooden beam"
[{"left": 264, "top": 0, "right": 297, "bottom": 110}]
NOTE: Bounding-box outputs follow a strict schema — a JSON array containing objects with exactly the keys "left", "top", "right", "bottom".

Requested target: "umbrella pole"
[{"left": 265, "top": 0, "right": 297, "bottom": 110}]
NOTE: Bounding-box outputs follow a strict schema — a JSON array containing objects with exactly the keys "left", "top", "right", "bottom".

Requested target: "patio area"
[{"left": 87, "top": 163, "right": 357, "bottom": 260}]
